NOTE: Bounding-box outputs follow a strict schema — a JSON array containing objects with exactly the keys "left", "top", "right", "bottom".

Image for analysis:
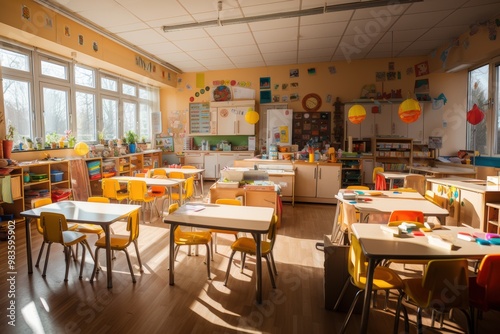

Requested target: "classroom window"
[
  {"left": 75, "top": 65, "right": 95, "bottom": 88},
  {"left": 75, "top": 91, "right": 96, "bottom": 141},
  {"left": 0, "top": 48, "right": 30, "bottom": 72},
  {"left": 123, "top": 100, "right": 137, "bottom": 134},
  {"left": 40, "top": 57, "right": 68, "bottom": 81},
  {"left": 102, "top": 97, "right": 119, "bottom": 140},
  {"left": 101, "top": 76, "right": 118, "bottom": 92},
  {"left": 2, "top": 78, "right": 32, "bottom": 142},
  {"left": 122, "top": 82, "right": 136, "bottom": 97},
  {"left": 41, "top": 84, "right": 69, "bottom": 141}
]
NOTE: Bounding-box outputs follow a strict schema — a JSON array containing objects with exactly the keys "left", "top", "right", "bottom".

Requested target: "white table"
[
  {"left": 351, "top": 223, "right": 500, "bottom": 333},
  {"left": 111, "top": 176, "right": 186, "bottom": 205},
  {"left": 378, "top": 171, "right": 409, "bottom": 189},
  {"left": 160, "top": 167, "right": 205, "bottom": 196},
  {"left": 21, "top": 201, "right": 141, "bottom": 288},
  {"left": 164, "top": 203, "right": 275, "bottom": 304}
]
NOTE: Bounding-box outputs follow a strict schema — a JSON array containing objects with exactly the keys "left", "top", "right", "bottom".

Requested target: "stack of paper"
[{"left": 427, "top": 235, "right": 454, "bottom": 250}]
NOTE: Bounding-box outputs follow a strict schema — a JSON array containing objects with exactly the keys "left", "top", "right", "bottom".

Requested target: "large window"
[
  {"left": 1, "top": 42, "right": 159, "bottom": 149},
  {"left": 467, "top": 65, "right": 489, "bottom": 155}
]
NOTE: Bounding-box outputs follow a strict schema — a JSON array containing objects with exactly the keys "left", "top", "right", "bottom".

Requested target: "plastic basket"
[{"left": 50, "top": 171, "right": 64, "bottom": 182}]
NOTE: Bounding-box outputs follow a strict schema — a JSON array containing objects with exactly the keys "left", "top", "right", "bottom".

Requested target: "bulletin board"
[{"left": 155, "top": 136, "right": 174, "bottom": 152}]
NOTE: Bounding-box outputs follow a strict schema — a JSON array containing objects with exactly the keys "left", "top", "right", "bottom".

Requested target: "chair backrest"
[
  {"left": 40, "top": 212, "right": 68, "bottom": 244},
  {"left": 267, "top": 214, "right": 278, "bottom": 250},
  {"left": 346, "top": 185, "right": 370, "bottom": 190},
  {"left": 170, "top": 171, "right": 185, "bottom": 179},
  {"left": 339, "top": 201, "right": 357, "bottom": 233},
  {"left": 184, "top": 176, "right": 194, "bottom": 199},
  {"left": 134, "top": 173, "right": 146, "bottom": 178},
  {"left": 151, "top": 169, "right": 167, "bottom": 177},
  {"left": 348, "top": 234, "right": 367, "bottom": 285},
  {"left": 404, "top": 174, "right": 426, "bottom": 195},
  {"left": 128, "top": 180, "right": 148, "bottom": 201},
  {"left": 422, "top": 259, "right": 469, "bottom": 309},
  {"left": 475, "top": 254, "right": 500, "bottom": 307},
  {"left": 102, "top": 179, "right": 121, "bottom": 199},
  {"left": 168, "top": 203, "right": 179, "bottom": 214},
  {"left": 372, "top": 167, "right": 384, "bottom": 183},
  {"left": 33, "top": 198, "right": 53, "bottom": 234},
  {"left": 215, "top": 198, "right": 241, "bottom": 206},
  {"left": 388, "top": 210, "right": 424, "bottom": 223},
  {"left": 425, "top": 190, "right": 442, "bottom": 206},
  {"left": 87, "top": 196, "right": 110, "bottom": 203},
  {"left": 126, "top": 209, "right": 141, "bottom": 243}
]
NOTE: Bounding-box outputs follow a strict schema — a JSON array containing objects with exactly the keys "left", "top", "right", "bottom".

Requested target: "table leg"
[
  {"left": 253, "top": 232, "right": 263, "bottom": 304},
  {"left": 105, "top": 225, "right": 112, "bottom": 288},
  {"left": 200, "top": 172, "right": 204, "bottom": 197},
  {"left": 360, "top": 258, "right": 376, "bottom": 333},
  {"left": 169, "top": 223, "right": 177, "bottom": 285},
  {"left": 26, "top": 218, "right": 33, "bottom": 274}
]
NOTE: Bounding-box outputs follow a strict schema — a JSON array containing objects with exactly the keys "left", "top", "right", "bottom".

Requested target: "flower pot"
[
  {"left": 3, "top": 140, "right": 13, "bottom": 159},
  {"left": 129, "top": 143, "right": 136, "bottom": 153},
  {"left": 59, "top": 141, "right": 65, "bottom": 148},
  {"left": 51, "top": 142, "right": 57, "bottom": 149},
  {"left": 68, "top": 139, "right": 75, "bottom": 148}
]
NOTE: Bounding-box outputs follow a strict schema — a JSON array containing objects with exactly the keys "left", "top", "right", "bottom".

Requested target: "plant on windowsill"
[
  {"left": 98, "top": 129, "right": 105, "bottom": 145},
  {"left": 23, "top": 136, "right": 34, "bottom": 150},
  {"left": 3, "top": 122, "right": 16, "bottom": 159},
  {"left": 65, "top": 130, "right": 76, "bottom": 148},
  {"left": 45, "top": 132, "right": 60, "bottom": 149},
  {"left": 125, "top": 130, "right": 138, "bottom": 153}
]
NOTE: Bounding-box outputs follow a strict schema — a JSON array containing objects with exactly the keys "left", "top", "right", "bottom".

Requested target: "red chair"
[{"left": 469, "top": 254, "right": 500, "bottom": 331}]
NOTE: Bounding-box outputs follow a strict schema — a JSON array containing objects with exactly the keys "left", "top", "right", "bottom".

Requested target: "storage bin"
[
  {"left": 29, "top": 173, "right": 48, "bottom": 181},
  {"left": 51, "top": 189, "right": 71, "bottom": 202},
  {"left": 216, "top": 181, "right": 240, "bottom": 188},
  {"left": 50, "top": 171, "right": 64, "bottom": 182}
]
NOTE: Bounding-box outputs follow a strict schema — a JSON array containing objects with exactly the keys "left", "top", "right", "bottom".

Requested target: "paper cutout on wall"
[{"left": 432, "top": 93, "right": 447, "bottom": 110}]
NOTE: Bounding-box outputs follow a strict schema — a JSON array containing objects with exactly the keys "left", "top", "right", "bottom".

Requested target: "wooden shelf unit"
[
  {"left": 412, "top": 143, "right": 436, "bottom": 167},
  {"left": 374, "top": 137, "right": 413, "bottom": 172},
  {"left": 0, "top": 167, "right": 25, "bottom": 227},
  {"left": 486, "top": 202, "right": 500, "bottom": 234}
]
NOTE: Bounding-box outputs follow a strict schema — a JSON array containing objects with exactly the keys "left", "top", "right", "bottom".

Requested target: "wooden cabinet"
[
  {"left": 212, "top": 100, "right": 255, "bottom": 135},
  {"left": 294, "top": 162, "right": 341, "bottom": 204},
  {"left": 0, "top": 167, "right": 24, "bottom": 226},
  {"left": 374, "top": 138, "right": 413, "bottom": 172},
  {"left": 184, "top": 152, "right": 204, "bottom": 169},
  {"left": 143, "top": 151, "right": 161, "bottom": 170},
  {"left": 204, "top": 152, "right": 238, "bottom": 179},
  {"left": 412, "top": 144, "right": 436, "bottom": 167},
  {"left": 339, "top": 158, "right": 362, "bottom": 188},
  {"left": 102, "top": 153, "right": 145, "bottom": 177},
  {"left": 486, "top": 203, "right": 500, "bottom": 234}
]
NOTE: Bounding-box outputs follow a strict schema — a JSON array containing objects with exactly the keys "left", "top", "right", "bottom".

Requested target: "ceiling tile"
[
  {"left": 173, "top": 38, "right": 219, "bottom": 52},
  {"left": 253, "top": 27, "right": 298, "bottom": 44},
  {"left": 259, "top": 41, "right": 297, "bottom": 54}
]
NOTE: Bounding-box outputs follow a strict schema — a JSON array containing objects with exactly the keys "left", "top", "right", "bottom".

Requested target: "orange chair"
[
  {"left": 373, "top": 167, "right": 386, "bottom": 190},
  {"left": 388, "top": 210, "right": 425, "bottom": 224},
  {"left": 469, "top": 254, "right": 500, "bottom": 331}
]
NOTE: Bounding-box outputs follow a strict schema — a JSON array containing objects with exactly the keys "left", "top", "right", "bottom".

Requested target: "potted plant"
[
  {"left": 125, "top": 130, "right": 138, "bottom": 153},
  {"left": 98, "top": 129, "right": 105, "bottom": 145},
  {"left": 23, "top": 136, "right": 34, "bottom": 150},
  {"left": 45, "top": 132, "right": 59, "bottom": 149},
  {"left": 3, "top": 122, "right": 15, "bottom": 159},
  {"left": 65, "top": 130, "right": 76, "bottom": 148}
]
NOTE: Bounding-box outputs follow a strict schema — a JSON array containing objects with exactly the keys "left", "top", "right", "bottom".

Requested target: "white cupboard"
[
  {"left": 212, "top": 100, "right": 255, "bottom": 135},
  {"left": 294, "top": 162, "right": 341, "bottom": 204}
]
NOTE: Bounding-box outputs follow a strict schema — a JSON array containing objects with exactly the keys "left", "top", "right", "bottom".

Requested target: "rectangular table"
[
  {"left": 164, "top": 203, "right": 275, "bottom": 303},
  {"left": 160, "top": 167, "right": 205, "bottom": 196},
  {"left": 21, "top": 201, "right": 141, "bottom": 288},
  {"left": 111, "top": 176, "right": 186, "bottom": 205},
  {"left": 378, "top": 171, "right": 409, "bottom": 189},
  {"left": 351, "top": 223, "right": 500, "bottom": 333}
]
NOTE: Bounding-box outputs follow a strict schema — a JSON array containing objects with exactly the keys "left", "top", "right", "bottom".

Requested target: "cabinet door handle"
[
  {"left": 314, "top": 168, "right": 317, "bottom": 180},
  {"left": 319, "top": 168, "right": 322, "bottom": 180}
]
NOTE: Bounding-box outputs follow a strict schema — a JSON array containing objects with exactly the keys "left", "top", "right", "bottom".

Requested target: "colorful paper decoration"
[
  {"left": 467, "top": 104, "right": 485, "bottom": 125},
  {"left": 74, "top": 142, "right": 89, "bottom": 156},
  {"left": 348, "top": 105, "right": 366, "bottom": 124},
  {"left": 398, "top": 98, "right": 421, "bottom": 123},
  {"left": 244, "top": 108, "right": 259, "bottom": 124}
]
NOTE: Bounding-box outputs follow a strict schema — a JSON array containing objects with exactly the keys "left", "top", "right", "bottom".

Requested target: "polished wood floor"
[{"left": 1, "top": 183, "right": 498, "bottom": 333}]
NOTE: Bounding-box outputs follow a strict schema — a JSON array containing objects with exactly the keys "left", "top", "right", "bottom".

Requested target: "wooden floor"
[{"left": 1, "top": 184, "right": 499, "bottom": 333}]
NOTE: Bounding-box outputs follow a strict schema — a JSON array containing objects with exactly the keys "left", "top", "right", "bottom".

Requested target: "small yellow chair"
[
  {"left": 334, "top": 234, "right": 404, "bottom": 334},
  {"left": 404, "top": 174, "right": 426, "bottom": 195},
  {"left": 150, "top": 168, "right": 167, "bottom": 177},
  {"left": 74, "top": 197, "right": 110, "bottom": 239},
  {"left": 224, "top": 214, "right": 278, "bottom": 288},
  {"left": 346, "top": 185, "right": 370, "bottom": 190},
  {"left": 168, "top": 203, "right": 212, "bottom": 280},
  {"left": 210, "top": 199, "right": 241, "bottom": 255},
  {"left": 33, "top": 198, "right": 78, "bottom": 267},
  {"left": 169, "top": 176, "right": 195, "bottom": 204},
  {"left": 394, "top": 259, "right": 472, "bottom": 334},
  {"left": 40, "top": 212, "right": 94, "bottom": 281},
  {"left": 91, "top": 209, "right": 143, "bottom": 283},
  {"left": 128, "top": 180, "right": 155, "bottom": 222},
  {"left": 102, "top": 178, "right": 128, "bottom": 204},
  {"left": 181, "top": 165, "right": 201, "bottom": 197}
]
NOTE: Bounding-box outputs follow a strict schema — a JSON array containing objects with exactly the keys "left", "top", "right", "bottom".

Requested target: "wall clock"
[{"left": 302, "top": 93, "right": 322, "bottom": 112}]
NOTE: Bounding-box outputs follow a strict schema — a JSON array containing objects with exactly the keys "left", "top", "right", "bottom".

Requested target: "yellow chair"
[
  {"left": 403, "top": 174, "right": 426, "bottom": 195},
  {"left": 33, "top": 198, "right": 78, "bottom": 267},
  {"left": 346, "top": 185, "right": 370, "bottom": 190},
  {"left": 224, "top": 214, "right": 278, "bottom": 288},
  {"left": 169, "top": 176, "right": 195, "bottom": 204},
  {"left": 169, "top": 171, "right": 185, "bottom": 179},
  {"left": 182, "top": 165, "right": 201, "bottom": 197},
  {"left": 210, "top": 199, "right": 241, "bottom": 255},
  {"left": 128, "top": 180, "right": 155, "bottom": 222},
  {"left": 334, "top": 234, "right": 404, "bottom": 334},
  {"left": 168, "top": 203, "right": 212, "bottom": 280},
  {"left": 102, "top": 178, "right": 128, "bottom": 204},
  {"left": 394, "top": 259, "right": 472, "bottom": 334},
  {"left": 40, "top": 212, "right": 94, "bottom": 281},
  {"left": 150, "top": 168, "right": 167, "bottom": 177},
  {"left": 90, "top": 209, "right": 143, "bottom": 283}
]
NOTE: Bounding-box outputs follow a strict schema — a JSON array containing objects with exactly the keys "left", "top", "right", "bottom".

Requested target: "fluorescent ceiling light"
[{"left": 162, "top": 0, "right": 423, "bottom": 32}]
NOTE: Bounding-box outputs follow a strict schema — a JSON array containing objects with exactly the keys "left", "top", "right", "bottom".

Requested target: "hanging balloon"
[
  {"left": 348, "top": 105, "right": 366, "bottom": 124},
  {"left": 244, "top": 108, "right": 260, "bottom": 124},
  {"left": 398, "top": 98, "right": 421, "bottom": 123},
  {"left": 467, "top": 104, "right": 484, "bottom": 125}
]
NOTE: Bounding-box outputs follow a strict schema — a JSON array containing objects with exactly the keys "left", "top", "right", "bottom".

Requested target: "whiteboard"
[{"left": 151, "top": 112, "right": 162, "bottom": 134}]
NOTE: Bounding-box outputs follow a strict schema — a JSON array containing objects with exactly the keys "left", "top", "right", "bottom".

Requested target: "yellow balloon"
[
  {"left": 348, "top": 105, "right": 366, "bottom": 124},
  {"left": 398, "top": 98, "right": 421, "bottom": 123},
  {"left": 245, "top": 109, "right": 260, "bottom": 124},
  {"left": 74, "top": 141, "right": 89, "bottom": 156}
]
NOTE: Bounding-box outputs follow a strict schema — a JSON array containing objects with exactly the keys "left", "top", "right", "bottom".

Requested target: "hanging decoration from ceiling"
[
  {"left": 244, "top": 107, "right": 260, "bottom": 124},
  {"left": 347, "top": 105, "right": 366, "bottom": 124},
  {"left": 466, "top": 104, "right": 485, "bottom": 125},
  {"left": 398, "top": 98, "right": 421, "bottom": 123}
]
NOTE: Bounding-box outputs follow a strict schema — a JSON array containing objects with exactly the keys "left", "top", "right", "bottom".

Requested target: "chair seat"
[
  {"left": 95, "top": 234, "right": 130, "bottom": 250},
  {"left": 231, "top": 237, "right": 271, "bottom": 255},
  {"left": 62, "top": 230, "right": 87, "bottom": 246},
  {"left": 75, "top": 224, "right": 104, "bottom": 234},
  {"left": 176, "top": 231, "right": 211, "bottom": 245},
  {"left": 355, "top": 266, "right": 404, "bottom": 290}
]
